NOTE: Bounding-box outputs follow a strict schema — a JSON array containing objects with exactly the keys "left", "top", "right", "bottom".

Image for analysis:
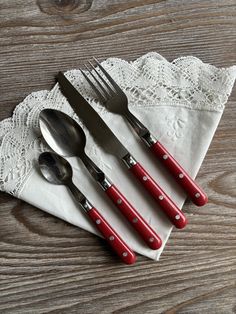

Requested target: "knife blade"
[
  {"left": 57, "top": 71, "right": 188, "bottom": 229},
  {"left": 58, "top": 72, "right": 128, "bottom": 160}
]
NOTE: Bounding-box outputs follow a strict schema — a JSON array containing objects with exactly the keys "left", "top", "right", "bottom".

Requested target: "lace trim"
[{"left": 0, "top": 52, "right": 236, "bottom": 196}]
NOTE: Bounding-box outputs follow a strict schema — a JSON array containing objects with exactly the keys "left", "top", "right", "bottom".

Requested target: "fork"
[
  {"left": 81, "top": 64, "right": 187, "bottom": 229},
  {"left": 81, "top": 58, "right": 208, "bottom": 207}
]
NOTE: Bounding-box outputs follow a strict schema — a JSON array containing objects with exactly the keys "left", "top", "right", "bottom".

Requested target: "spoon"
[
  {"left": 39, "top": 109, "right": 162, "bottom": 250},
  {"left": 38, "top": 151, "right": 136, "bottom": 264}
]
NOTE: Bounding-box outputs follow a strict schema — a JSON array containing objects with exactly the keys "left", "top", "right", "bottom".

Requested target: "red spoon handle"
[
  {"left": 106, "top": 185, "right": 162, "bottom": 250},
  {"left": 87, "top": 207, "right": 136, "bottom": 264},
  {"left": 150, "top": 141, "right": 208, "bottom": 206},
  {"left": 129, "top": 163, "right": 187, "bottom": 229}
]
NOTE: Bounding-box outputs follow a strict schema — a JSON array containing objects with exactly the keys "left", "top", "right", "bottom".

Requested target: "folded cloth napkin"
[{"left": 0, "top": 52, "right": 235, "bottom": 260}]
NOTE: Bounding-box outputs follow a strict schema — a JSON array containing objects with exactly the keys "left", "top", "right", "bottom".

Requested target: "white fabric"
[{"left": 0, "top": 52, "right": 235, "bottom": 260}]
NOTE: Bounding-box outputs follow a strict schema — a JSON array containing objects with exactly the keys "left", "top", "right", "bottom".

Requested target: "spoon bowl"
[
  {"left": 39, "top": 152, "right": 72, "bottom": 185},
  {"left": 39, "top": 109, "right": 86, "bottom": 157},
  {"left": 39, "top": 108, "right": 105, "bottom": 182}
]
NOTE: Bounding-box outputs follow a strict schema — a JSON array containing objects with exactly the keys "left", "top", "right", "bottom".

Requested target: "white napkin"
[{"left": 1, "top": 52, "right": 235, "bottom": 260}]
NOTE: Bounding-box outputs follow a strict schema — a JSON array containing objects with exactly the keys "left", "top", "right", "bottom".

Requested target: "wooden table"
[{"left": 0, "top": 1, "right": 235, "bottom": 313}]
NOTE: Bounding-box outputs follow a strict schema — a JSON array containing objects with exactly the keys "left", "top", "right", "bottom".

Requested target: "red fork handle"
[
  {"left": 150, "top": 141, "right": 208, "bottom": 206},
  {"left": 105, "top": 185, "right": 162, "bottom": 250},
  {"left": 87, "top": 207, "right": 136, "bottom": 264},
  {"left": 129, "top": 163, "right": 187, "bottom": 229}
]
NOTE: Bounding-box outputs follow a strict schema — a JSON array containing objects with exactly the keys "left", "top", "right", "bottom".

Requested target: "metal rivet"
[
  {"left": 195, "top": 193, "right": 200, "bottom": 198},
  {"left": 159, "top": 195, "right": 164, "bottom": 200},
  {"left": 132, "top": 217, "right": 138, "bottom": 223},
  {"left": 149, "top": 237, "right": 154, "bottom": 242},
  {"left": 117, "top": 198, "right": 122, "bottom": 204},
  {"left": 122, "top": 252, "right": 128, "bottom": 257},
  {"left": 109, "top": 235, "right": 115, "bottom": 241},
  {"left": 83, "top": 203, "right": 89, "bottom": 209},
  {"left": 163, "top": 154, "right": 168, "bottom": 160},
  {"left": 175, "top": 214, "right": 180, "bottom": 220},
  {"left": 143, "top": 176, "right": 148, "bottom": 181},
  {"left": 96, "top": 219, "right": 101, "bottom": 224},
  {"left": 179, "top": 173, "right": 184, "bottom": 179}
]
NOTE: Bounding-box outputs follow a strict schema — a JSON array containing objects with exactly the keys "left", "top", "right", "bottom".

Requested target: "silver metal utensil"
[
  {"left": 82, "top": 58, "right": 208, "bottom": 207},
  {"left": 39, "top": 109, "right": 105, "bottom": 183},
  {"left": 57, "top": 72, "right": 187, "bottom": 229},
  {"left": 38, "top": 151, "right": 136, "bottom": 264},
  {"left": 39, "top": 109, "right": 162, "bottom": 249}
]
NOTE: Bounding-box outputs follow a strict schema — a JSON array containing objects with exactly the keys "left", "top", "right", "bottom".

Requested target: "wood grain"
[{"left": 0, "top": 0, "right": 235, "bottom": 313}]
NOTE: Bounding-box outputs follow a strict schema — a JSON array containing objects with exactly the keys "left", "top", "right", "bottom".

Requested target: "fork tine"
[
  {"left": 86, "top": 63, "right": 111, "bottom": 99},
  {"left": 80, "top": 69, "right": 106, "bottom": 103},
  {"left": 89, "top": 61, "right": 115, "bottom": 96},
  {"left": 93, "top": 57, "right": 121, "bottom": 92}
]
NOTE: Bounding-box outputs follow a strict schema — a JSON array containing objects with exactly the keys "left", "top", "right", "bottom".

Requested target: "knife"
[{"left": 57, "top": 72, "right": 188, "bottom": 229}]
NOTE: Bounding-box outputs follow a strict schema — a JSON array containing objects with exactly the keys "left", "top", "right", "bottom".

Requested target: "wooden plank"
[{"left": 0, "top": 0, "right": 235, "bottom": 313}]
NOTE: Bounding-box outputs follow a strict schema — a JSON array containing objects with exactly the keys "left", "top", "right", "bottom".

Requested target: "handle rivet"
[
  {"left": 159, "top": 195, "right": 164, "bottom": 200},
  {"left": 143, "top": 176, "right": 148, "bottom": 181},
  {"left": 109, "top": 235, "right": 115, "bottom": 241},
  {"left": 149, "top": 237, "right": 154, "bottom": 242},
  {"left": 122, "top": 252, "right": 128, "bottom": 257},
  {"left": 175, "top": 214, "right": 180, "bottom": 220},
  {"left": 179, "top": 173, "right": 184, "bottom": 179},
  {"left": 117, "top": 198, "right": 122, "bottom": 204},
  {"left": 132, "top": 217, "right": 138, "bottom": 223},
  {"left": 195, "top": 193, "right": 200, "bottom": 198},
  {"left": 96, "top": 219, "right": 101, "bottom": 224},
  {"left": 163, "top": 154, "right": 168, "bottom": 160}
]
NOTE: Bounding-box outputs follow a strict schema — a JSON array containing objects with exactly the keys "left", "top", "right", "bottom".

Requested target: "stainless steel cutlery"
[
  {"left": 38, "top": 151, "right": 136, "bottom": 264},
  {"left": 57, "top": 72, "right": 187, "bottom": 229},
  {"left": 81, "top": 59, "right": 208, "bottom": 207},
  {"left": 39, "top": 109, "right": 162, "bottom": 250},
  {"left": 36, "top": 59, "right": 209, "bottom": 263}
]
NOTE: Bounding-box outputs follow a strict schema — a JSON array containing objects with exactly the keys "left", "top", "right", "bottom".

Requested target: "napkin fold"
[{"left": 1, "top": 52, "right": 235, "bottom": 260}]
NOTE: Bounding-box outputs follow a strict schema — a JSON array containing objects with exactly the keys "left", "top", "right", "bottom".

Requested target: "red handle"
[
  {"left": 106, "top": 185, "right": 162, "bottom": 250},
  {"left": 150, "top": 141, "right": 208, "bottom": 206},
  {"left": 87, "top": 207, "right": 136, "bottom": 264},
  {"left": 129, "top": 163, "right": 187, "bottom": 229}
]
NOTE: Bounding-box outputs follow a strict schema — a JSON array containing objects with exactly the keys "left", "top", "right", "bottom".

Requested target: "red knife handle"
[
  {"left": 127, "top": 162, "right": 187, "bottom": 229},
  {"left": 150, "top": 141, "right": 208, "bottom": 206},
  {"left": 87, "top": 207, "right": 136, "bottom": 264},
  {"left": 105, "top": 185, "right": 162, "bottom": 250}
]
